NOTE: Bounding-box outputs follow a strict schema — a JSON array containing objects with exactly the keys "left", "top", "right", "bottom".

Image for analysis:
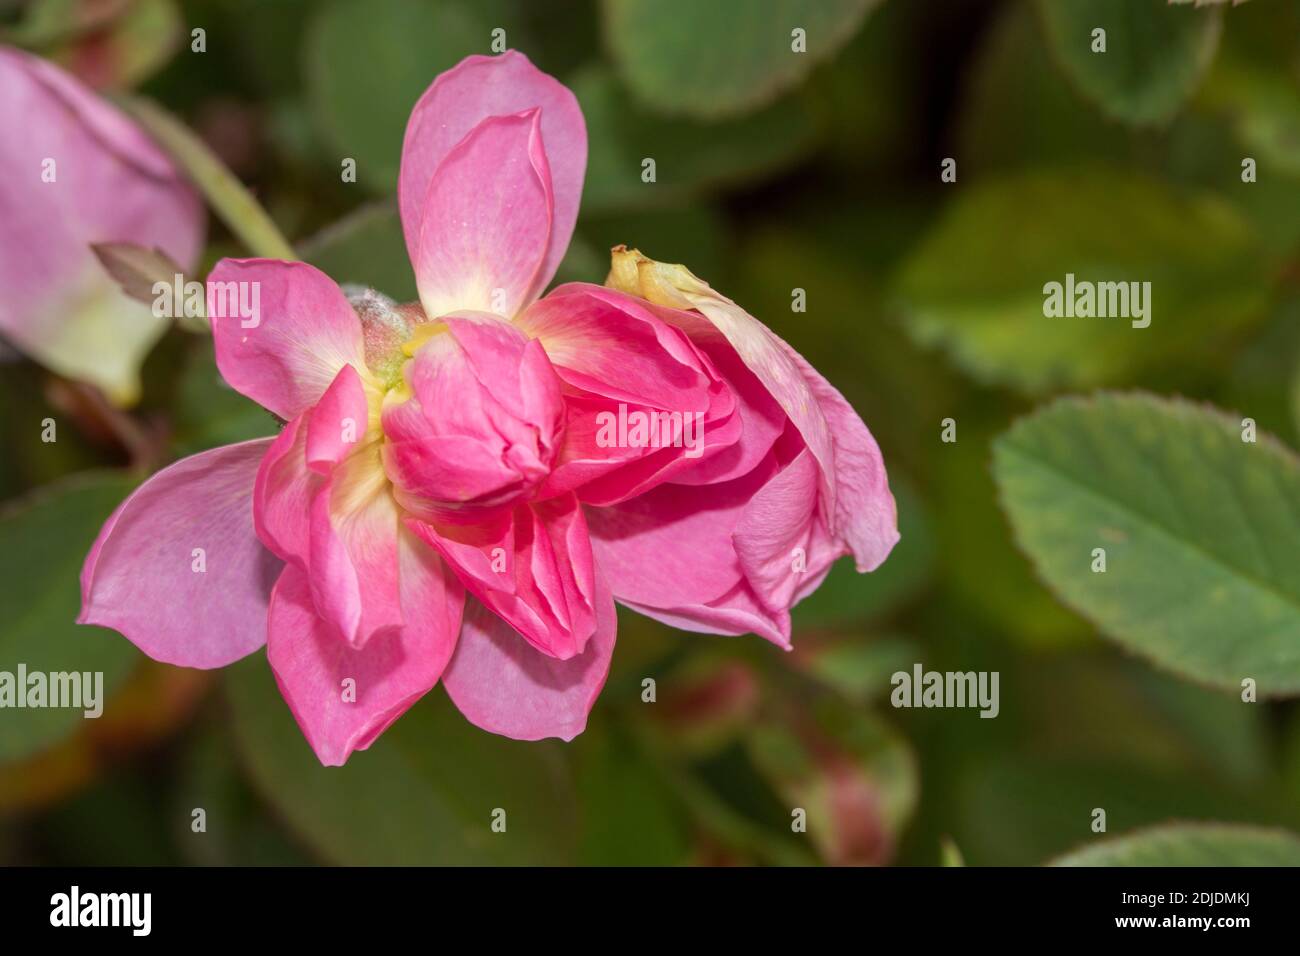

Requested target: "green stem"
[{"left": 117, "top": 96, "right": 298, "bottom": 262}]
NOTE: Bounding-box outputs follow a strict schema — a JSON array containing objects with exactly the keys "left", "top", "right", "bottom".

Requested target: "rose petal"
[
  {"left": 209, "top": 258, "right": 366, "bottom": 421},
  {"left": 777, "top": 343, "right": 899, "bottom": 572},
  {"left": 79, "top": 439, "right": 280, "bottom": 668},
  {"left": 267, "top": 529, "right": 464, "bottom": 766},
  {"left": 410, "top": 110, "right": 553, "bottom": 319},
  {"left": 399, "top": 50, "right": 585, "bottom": 301},
  {"left": 406, "top": 493, "right": 597, "bottom": 661},
  {"left": 441, "top": 569, "right": 615, "bottom": 742},
  {"left": 308, "top": 444, "right": 404, "bottom": 648}
]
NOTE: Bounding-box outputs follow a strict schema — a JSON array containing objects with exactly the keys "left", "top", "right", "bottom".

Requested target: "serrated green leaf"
[
  {"left": 0, "top": 474, "right": 142, "bottom": 764},
  {"left": 1035, "top": 0, "right": 1221, "bottom": 126},
  {"left": 603, "top": 0, "right": 877, "bottom": 119},
  {"left": 895, "top": 168, "right": 1270, "bottom": 394},
  {"left": 225, "top": 655, "right": 579, "bottom": 864},
  {"left": 992, "top": 393, "right": 1300, "bottom": 693},
  {"left": 1052, "top": 822, "right": 1300, "bottom": 866}
]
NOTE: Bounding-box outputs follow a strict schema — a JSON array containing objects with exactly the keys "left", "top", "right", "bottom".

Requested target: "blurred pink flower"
[
  {"left": 79, "top": 51, "right": 897, "bottom": 765},
  {"left": 0, "top": 46, "right": 203, "bottom": 403}
]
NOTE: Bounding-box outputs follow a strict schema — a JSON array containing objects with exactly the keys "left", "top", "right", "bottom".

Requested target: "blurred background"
[{"left": 2, "top": 0, "right": 1299, "bottom": 866}]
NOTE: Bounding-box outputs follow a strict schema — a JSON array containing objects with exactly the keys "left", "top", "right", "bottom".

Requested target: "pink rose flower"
[
  {"left": 0, "top": 46, "right": 203, "bottom": 403},
  {"left": 79, "top": 51, "right": 897, "bottom": 765}
]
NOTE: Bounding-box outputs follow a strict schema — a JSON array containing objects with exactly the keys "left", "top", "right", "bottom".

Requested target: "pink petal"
[
  {"left": 521, "top": 286, "right": 751, "bottom": 504},
  {"left": 441, "top": 569, "right": 616, "bottom": 742},
  {"left": 518, "top": 287, "right": 713, "bottom": 410},
  {"left": 399, "top": 51, "right": 585, "bottom": 302},
  {"left": 267, "top": 529, "right": 465, "bottom": 766},
  {"left": 587, "top": 446, "right": 814, "bottom": 648},
  {"left": 733, "top": 447, "right": 827, "bottom": 613},
  {"left": 305, "top": 363, "right": 369, "bottom": 473},
  {"left": 410, "top": 110, "right": 553, "bottom": 319},
  {"left": 586, "top": 456, "right": 777, "bottom": 611},
  {"left": 620, "top": 280, "right": 841, "bottom": 526},
  {"left": 253, "top": 413, "right": 318, "bottom": 567},
  {"left": 307, "top": 448, "right": 404, "bottom": 648},
  {"left": 208, "top": 258, "right": 366, "bottom": 421},
  {"left": 0, "top": 47, "right": 203, "bottom": 401},
  {"left": 668, "top": 330, "right": 787, "bottom": 487},
  {"left": 618, "top": 583, "right": 790, "bottom": 649},
  {"left": 79, "top": 439, "right": 280, "bottom": 668},
  {"left": 777, "top": 343, "right": 900, "bottom": 573},
  {"left": 406, "top": 494, "right": 597, "bottom": 661},
  {"left": 382, "top": 313, "right": 563, "bottom": 512}
]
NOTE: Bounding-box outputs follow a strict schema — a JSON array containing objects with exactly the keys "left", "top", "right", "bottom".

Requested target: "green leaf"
[
  {"left": 958, "top": 2, "right": 1130, "bottom": 174},
  {"left": 894, "top": 168, "right": 1270, "bottom": 394},
  {"left": 602, "top": 0, "right": 878, "bottom": 119},
  {"left": 0, "top": 474, "right": 142, "bottom": 764},
  {"left": 299, "top": 202, "right": 418, "bottom": 302},
  {"left": 1197, "top": 0, "right": 1300, "bottom": 175},
  {"left": 1034, "top": 0, "right": 1221, "bottom": 126},
  {"left": 225, "top": 655, "right": 579, "bottom": 864},
  {"left": 1051, "top": 823, "right": 1300, "bottom": 866},
  {"left": 575, "top": 67, "right": 819, "bottom": 214},
  {"left": 992, "top": 393, "right": 1300, "bottom": 693},
  {"left": 304, "top": 0, "right": 493, "bottom": 194}
]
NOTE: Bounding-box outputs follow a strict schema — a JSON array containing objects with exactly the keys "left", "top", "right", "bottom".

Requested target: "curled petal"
[
  {"left": 308, "top": 445, "right": 404, "bottom": 648},
  {"left": 605, "top": 250, "right": 898, "bottom": 571},
  {"left": 382, "top": 313, "right": 563, "bottom": 511},
  {"left": 305, "top": 363, "right": 371, "bottom": 473},
  {"left": 441, "top": 569, "right": 616, "bottom": 742},
  {"left": 399, "top": 50, "right": 585, "bottom": 302},
  {"left": 522, "top": 285, "right": 750, "bottom": 503},
  {"left": 776, "top": 343, "right": 899, "bottom": 572},
  {"left": 587, "top": 460, "right": 791, "bottom": 646},
  {"left": 410, "top": 111, "right": 553, "bottom": 319},
  {"left": 605, "top": 250, "right": 838, "bottom": 518},
  {"left": 407, "top": 494, "right": 597, "bottom": 661},
  {"left": 80, "top": 440, "right": 281, "bottom": 668},
  {"left": 268, "top": 531, "right": 464, "bottom": 766},
  {"left": 733, "top": 447, "right": 829, "bottom": 612},
  {"left": 209, "top": 258, "right": 366, "bottom": 421},
  {"left": 618, "top": 583, "right": 790, "bottom": 649},
  {"left": 253, "top": 412, "right": 318, "bottom": 567}
]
